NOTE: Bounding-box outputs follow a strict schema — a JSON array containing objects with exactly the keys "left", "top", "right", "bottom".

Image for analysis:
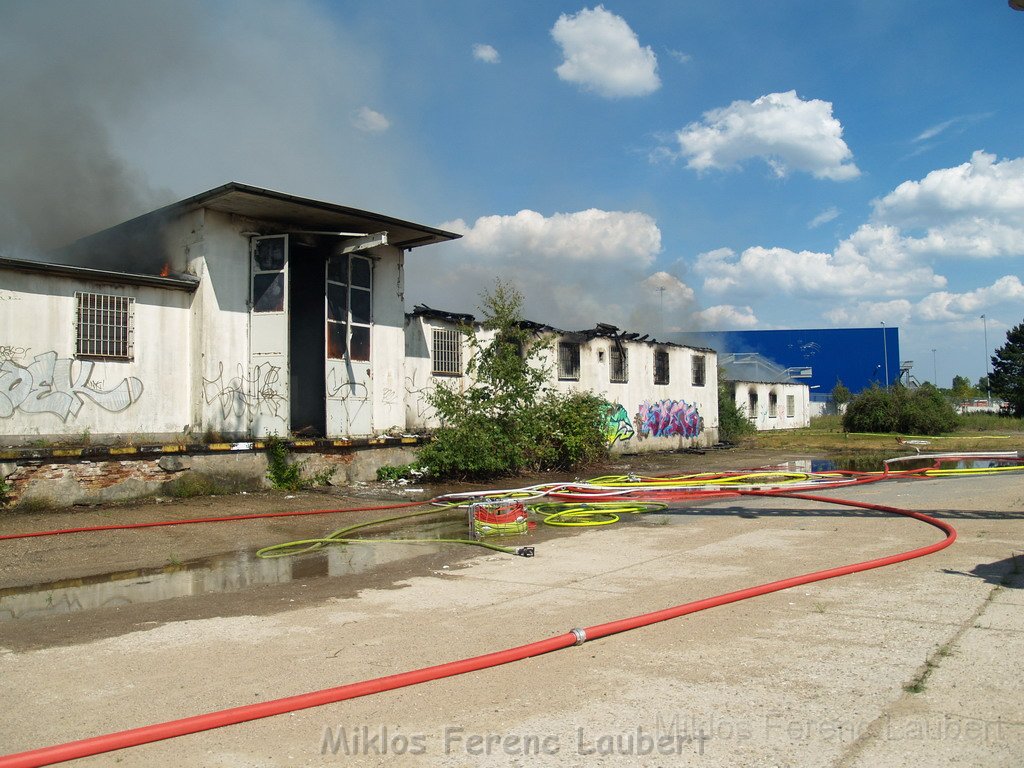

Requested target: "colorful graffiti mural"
[
  {"left": 0, "top": 351, "right": 144, "bottom": 422},
  {"left": 602, "top": 402, "right": 635, "bottom": 445},
  {"left": 636, "top": 399, "right": 702, "bottom": 439}
]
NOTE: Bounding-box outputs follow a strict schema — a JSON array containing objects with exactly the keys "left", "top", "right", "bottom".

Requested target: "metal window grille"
[
  {"left": 691, "top": 355, "right": 706, "bottom": 387},
  {"left": 654, "top": 349, "right": 670, "bottom": 385},
  {"left": 787, "top": 395, "right": 796, "bottom": 418},
  {"left": 75, "top": 292, "right": 134, "bottom": 360},
  {"left": 609, "top": 345, "right": 628, "bottom": 383},
  {"left": 432, "top": 327, "right": 462, "bottom": 375},
  {"left": 558, "top": 342, "right": 580, "bottom": 380}
]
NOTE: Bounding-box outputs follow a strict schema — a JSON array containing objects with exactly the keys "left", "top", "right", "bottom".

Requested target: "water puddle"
[
  {"left": 0, "top": 515, "right": 493, "bottom": 622},
  {"left": 777, "top": 456, "right": 1021, "bottom": 474}
]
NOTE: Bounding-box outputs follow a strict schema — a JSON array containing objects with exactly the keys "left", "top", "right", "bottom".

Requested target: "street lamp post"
[
  {"left": 981, "top": 314, "right": 991, "bottom": 402},
  {"left": 932, "top": 348, "right": 937, "bottom": 386},
  {"left": 881, "top": 321, "right": 889, "bottom": 388}
]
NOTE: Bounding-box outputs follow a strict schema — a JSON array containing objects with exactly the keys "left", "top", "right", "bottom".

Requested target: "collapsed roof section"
[{"left": 408, "top": 304, "right": 716, "bottom": 353}]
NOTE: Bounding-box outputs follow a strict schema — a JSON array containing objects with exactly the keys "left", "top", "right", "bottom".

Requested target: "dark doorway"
[{"left": 289, "top": 239, "right": 328, "bottom": 436}]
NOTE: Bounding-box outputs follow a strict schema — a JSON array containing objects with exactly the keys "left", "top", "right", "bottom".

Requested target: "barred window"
[
  {"left": 432, "top": 327, "right": 462, "bottom": 376},
  {"left": 558, "top": 341, "right": 580, "bottom": 380},
  {"left": 691, "top": 354, "right": 706, "bottom": 387},
  {"left": 654, "top": 349, "right": 670, "bottom": 386},
  {"left": 787, "top": 394, "right": 796, "bottom": 418},
  {"left": 75, "top": 292, "right": 134, "bottom": 360},
  {"left": 769, "top": 391, "right": 778, "bottom": 418},
  {"left": 609, "top": 344, "right": 628, "bottom": 384}
]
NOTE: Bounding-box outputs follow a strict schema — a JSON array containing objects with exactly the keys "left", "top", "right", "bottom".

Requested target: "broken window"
[
  {"left": 769, "top": 391, "right": 778, "bottom": 418},
  {"left": 75, "top": 291, "right": 134, "bottom": 360},
  {"left": 609, "top": 344, "right": 628, "bottom": 383},
  {"left": 326, "top": 254, "right": 372, "bottom": 362},
  {"left": 787, "top": 394, "right": 796, "bottom": 418},
  {"left": 691, "top": 354, "right": 706, "bottom": 387},
  {"left": 654, "top": 349, "right": 670, "bottom": 385},
  {"left": 432, "top": 327, "right": 462, "bottom": 376},
  {"left": 558, "top": 341, "right": 580, "bottom": 380},
  {"left": 252, "top": 237, "right": 286, "bottom": 313}
]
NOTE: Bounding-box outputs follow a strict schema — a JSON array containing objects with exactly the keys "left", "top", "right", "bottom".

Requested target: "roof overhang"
[
  {"left": 0, "top": 256, "right": 199, "bottom": 292},
  {"left": 112, "top": 182, "right": 461, "bottom": 250}
]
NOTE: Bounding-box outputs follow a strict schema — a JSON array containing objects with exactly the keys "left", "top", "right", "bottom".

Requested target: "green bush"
[{"left": 842, "top": 384, "right": 961, "bottom": 435}]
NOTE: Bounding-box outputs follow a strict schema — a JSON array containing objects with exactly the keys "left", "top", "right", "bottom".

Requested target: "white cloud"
[
  {"left": 406, "top": 208, "right": 666, "bottom": 331},
  {"left": 824, "top": 276, "right": 1024, "bottom": 326},
  {"left": 667, "top": 48, "right": 692, "bottom": 64},
  {"left": 472, "top": 43, "right": 500, "bottom": 64},
  {"left": 871, "top": 151, "right": 1024, "bottom": 258},
  {"left": 692, "top": 304, "right": 759, "bottom": 329},
  {"left": 823, "top": 300, "right": 913, "bottom": 326},
  {"left": 808, "top": 206, "right": 839, "bottom": 229},
  {"left": 551, "top": 5, "right": 660, "bottom": 98},
  {"left": 641, "top": 271, "right": 695, "bottom": 308},
  {"left": 673, "top": 91, "right": 860, "bottom": 181},
  {"left": 351, "top": 106, "right": 390, "bottom": 133},
  {"left": 442, "top": 208, "right": 661, "bottom": 265},
  {"left": 695, "top": 239, "right": 944, "bottom": 299}
]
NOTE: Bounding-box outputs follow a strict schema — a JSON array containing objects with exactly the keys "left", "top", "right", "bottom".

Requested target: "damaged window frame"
[
  {"left": 609, "top": 342, "right": 628, "bottom": 384},
  {"left": 654, "top": 348, "right": 670, "bottom": 386},
  {"left": 691, "top": 354, "right": 706, "bottom": 387},
  {"left": 557, "top": 340, "right": 581, "bottom": 381}
]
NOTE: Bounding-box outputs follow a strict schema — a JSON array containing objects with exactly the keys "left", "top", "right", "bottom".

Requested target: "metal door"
[
  {"left": 325, "top": 253, "right": 373, "bottom": 436},
  {"left": 248, "top": 235, "right": 290, "bottom": 436}
]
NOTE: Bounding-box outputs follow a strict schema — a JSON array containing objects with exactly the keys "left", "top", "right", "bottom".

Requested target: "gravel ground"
[{"left": 1, "top": 448, "right": 1021, "bottom": 767}]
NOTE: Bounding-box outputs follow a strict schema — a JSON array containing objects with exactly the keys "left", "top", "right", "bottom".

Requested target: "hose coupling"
[
  {"left": 516, "top": 546, "right": 535, "bottom": 558},
  {"left": 570, "top": 627, "right": 587, "bottom": 646}
]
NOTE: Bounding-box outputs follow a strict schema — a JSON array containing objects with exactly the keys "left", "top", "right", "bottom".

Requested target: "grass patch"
[{"left": 903, "top": 640, "right": 955, "bottom": 694}]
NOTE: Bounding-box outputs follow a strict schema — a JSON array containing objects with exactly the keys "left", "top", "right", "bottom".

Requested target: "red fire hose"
[{"left": 0, "top": 489, "right": 955, "bottom": 768}]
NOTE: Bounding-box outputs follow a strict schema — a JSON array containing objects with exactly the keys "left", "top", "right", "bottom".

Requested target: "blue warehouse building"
[{"left": 675, "top": 327, "right": 902, "bottom": 408}]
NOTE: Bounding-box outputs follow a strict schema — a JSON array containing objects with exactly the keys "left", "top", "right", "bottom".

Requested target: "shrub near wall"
[{"left": 842, "top": 384, "right": 961, "bottom": 435}]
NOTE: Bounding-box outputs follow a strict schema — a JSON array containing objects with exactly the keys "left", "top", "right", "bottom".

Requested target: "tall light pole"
[
  {"left": 981, "top": 314, "right": 991, "bottom": 402},
  {"left": 881, "top": 321, "right": 889, "bottom": 388},
  {"left": 931, "top": 348, "right": 937, "bottom": 386}
]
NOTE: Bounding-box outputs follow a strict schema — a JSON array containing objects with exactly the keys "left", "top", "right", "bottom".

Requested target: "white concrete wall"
[
  {"left": 732, "top": 380, "right": 810, "bottom": 430},
  {"left": 403, "top": 317, "right": 719, "bottom": 451},
  {"left": 0, "top": 269, "right": 191, "bottom": 443},
  {"left": 148, "top": 207, "right": 255, "bottom": 439},
  {"left": 369, "top": 246, "right": 408, "bottom": 434}
]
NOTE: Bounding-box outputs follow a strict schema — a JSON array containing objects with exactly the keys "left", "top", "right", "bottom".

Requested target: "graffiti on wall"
[
  {"left": 0, "top": 345, "right": 30, "bottom": 363},
  {"left": 602, "top": 402, "right": 635, "bottom": 445},
  {"left": 636, "top": 399, "right": 702, "bottom": 439},
  {"left": 202, "top": 362, "right": 287, "bottom": 419},
  {"left": 0, "top": 351, "right": 144, "bottom": 422},
  {"left": 404, "top": 371, "right": 438, "bottom": 420}
]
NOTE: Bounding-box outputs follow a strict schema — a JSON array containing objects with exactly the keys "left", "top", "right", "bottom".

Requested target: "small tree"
[
  {"left": 831, "top": 378, "right": 851, "bottom": 412},
  {"left": 418, "top": 280, "right": 608, "bottom": 480},
  {"left": 990, "top": 319, "right": 1024, "bottom": 417},
  {"left": 951, "top": 374, "right": 975, "bottom": 405}
]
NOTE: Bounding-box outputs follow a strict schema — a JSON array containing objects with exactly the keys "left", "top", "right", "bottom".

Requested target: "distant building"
[
  {"left": 719, "top": 353, "right": 811, "bottom": 430},
  {"left": 676, "top": 327, "right": 902, "bottom": 414}
]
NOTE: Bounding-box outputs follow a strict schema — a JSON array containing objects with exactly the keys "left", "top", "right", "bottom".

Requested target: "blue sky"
[{"left": 2, "top": 1, "right": 1022, "bottom": 385}]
